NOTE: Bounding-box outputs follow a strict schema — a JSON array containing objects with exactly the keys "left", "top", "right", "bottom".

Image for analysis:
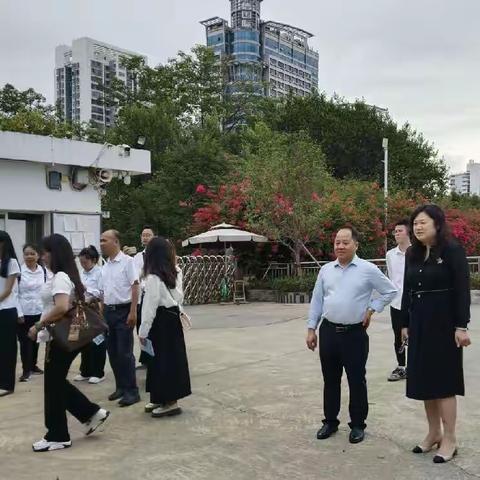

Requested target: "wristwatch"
[{"left": 367, "top": 308, "right": 375, "bottom": 315}]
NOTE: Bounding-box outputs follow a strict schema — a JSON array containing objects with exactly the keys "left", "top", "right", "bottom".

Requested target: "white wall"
[
  {"left": 0, "top": 160, "right": 100, "bottom": 213},
  {"left": 467, "top": 162, "right": 480, "bottom": 196}
]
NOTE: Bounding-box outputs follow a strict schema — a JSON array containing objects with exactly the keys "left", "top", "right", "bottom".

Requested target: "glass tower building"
[{"left": 201, "top": 0, "right": 319, "bottom": 97}]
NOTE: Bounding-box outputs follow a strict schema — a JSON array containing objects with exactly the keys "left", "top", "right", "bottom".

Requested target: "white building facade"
[
  {"left": 0, "top": 131, "right": 150, "bottom": 257},
  {"left": 449, "top": 160, "right": 480, "bottom": 195},
  {"left": 55, "top": 37, "right": 145, "bottom": 128}
]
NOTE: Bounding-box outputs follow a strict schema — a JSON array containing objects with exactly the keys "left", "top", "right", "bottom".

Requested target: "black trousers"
[
  {"left": 17, "top": 314, "right": 41, "bottom": 374},
  {"left": 44, "top": 341, "right": 99, "bottom": 442},
  {"left": 319, "top": 320, "right": 369, "bottom": 429},
  {"left": 390, "top": 307, "right": 406, "bottom": 367},
  {"left": 0, "top": 308, "right": 18, "bottom": 391},
  {"left": 79, "top": 340, "right": 107, "bottom": 378},
  {"left": 105, "top": 305, "right": 138, "bottom": 395},
  {"left": 136, "top": 302, "right": 149, "bottom": 366}
]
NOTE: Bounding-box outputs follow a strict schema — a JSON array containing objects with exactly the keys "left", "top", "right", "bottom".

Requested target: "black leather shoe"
[
  {"left": 118, "top": 393, "right": 140, "bottom": 407},
  {"left": 108, "top": 390, "right": 123, "bottom": 401},
  {"left": 349, "top": 427, "right": 365, "bottom": 444},
  {"left": 316, "top": 424, "right": 338, "bottom": 440}
]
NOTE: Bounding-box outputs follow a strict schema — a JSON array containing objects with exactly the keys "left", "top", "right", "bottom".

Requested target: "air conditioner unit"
[{"left": 46, "top": 171, "right": 62, "bottom": 191}]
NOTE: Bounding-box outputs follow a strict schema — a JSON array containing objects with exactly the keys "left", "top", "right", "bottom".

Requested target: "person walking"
[
  {"left": 133, "top": 226, "right": 155, "bottom": 370},
  {"left": 138, "top": 237, "right": 191, "bottom": 417},
  {"left": 0, "top": 231, "right": 21, "bottom": 397},
  {"left": 401, "top": 205, "right": 471, "bottom": 464},
  {"left": 100, "top": 230, "right": 140, "bottom": 407},
  {"left": 385, "top": 219, "right": 411, "bottom": 382},
  {"left": 73, "top": 245, "right": 106, "bottom": 385},
  {"left": 16, "top": 243, "right": 48, "bottom": 382},
  {"left": 27, "top": 234, "right": 109, "bottom": 452},
  {"left": 306, "top": 226, "right": 397, "bottom": 444}
]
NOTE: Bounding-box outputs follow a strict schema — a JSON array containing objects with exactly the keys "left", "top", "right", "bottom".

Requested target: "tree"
[
  {"left": 240, "top": 124, "right": 331, "bottom": 273},
  {"left": 259, "top": 93, "right": 448, "bottom": 197}
]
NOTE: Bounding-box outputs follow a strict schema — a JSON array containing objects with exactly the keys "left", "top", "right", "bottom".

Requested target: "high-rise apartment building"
[
  {"left": 201, "top": 0, "right": 319, "bottom": 98},
  {"left": 55, "top": 37, "right": 145, "bottom": 128},
  {"left": 450, "top": 160, "right": 480, "bottom": 195}
]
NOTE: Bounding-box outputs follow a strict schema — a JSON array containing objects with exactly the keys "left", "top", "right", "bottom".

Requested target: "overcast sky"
[{"left": 1, "top": 0, "right": 478, "bottom": 173}]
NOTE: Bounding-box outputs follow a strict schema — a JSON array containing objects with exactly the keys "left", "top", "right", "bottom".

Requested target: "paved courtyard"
[{"left": 1, "top": 303, "right": 479, "bottom": 480}]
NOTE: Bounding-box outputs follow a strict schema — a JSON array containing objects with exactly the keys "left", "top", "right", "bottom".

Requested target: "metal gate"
[{"left": 178, "top": 255, "right": 236, "bottom": 305}]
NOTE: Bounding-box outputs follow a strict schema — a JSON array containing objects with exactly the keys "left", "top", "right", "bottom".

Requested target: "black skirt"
[{"left": 146, "top": 306, "right": 192, "bottom": 404}]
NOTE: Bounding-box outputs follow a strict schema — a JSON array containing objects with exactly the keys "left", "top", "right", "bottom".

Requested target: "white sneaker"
[
  {"left": 84, "top": 408, "right": 110, "bottom": 436},
  {"left": 144, "top": 402, "right": 162, "bottom": 413},
  {"left": 151, "top": 402, "right": 182, "bottom": 418},
  {"left": 32, "top": 438, "right": 72, "bottom": 452},
  {"left": 88, "top": 376, "right": 105, "bottom": 384},
  {"left": 0, "top": 389, "right": 13, "bottom": 397},
  {"left": 73, "top": 375, "right": 89, "bottom": 382}
]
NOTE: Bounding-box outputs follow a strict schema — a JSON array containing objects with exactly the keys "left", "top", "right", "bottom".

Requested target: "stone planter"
[
  {"left": 247, "top": 289, "right": 277, "bottom": 302},
  {"left": 276, "top": 291, "right": 311, "bottom": 304},
  {"left": 471, "top": 290, "right": 480, "bottom": 305}
]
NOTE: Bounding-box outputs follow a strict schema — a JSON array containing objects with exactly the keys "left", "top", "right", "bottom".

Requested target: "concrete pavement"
[{"left": 1, "top": 303, "right": 479, "bottom": 480}]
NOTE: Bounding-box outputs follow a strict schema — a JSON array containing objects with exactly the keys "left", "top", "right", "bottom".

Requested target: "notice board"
[{"left": 52, "top": 213, "right": 101, "bottom": 254}]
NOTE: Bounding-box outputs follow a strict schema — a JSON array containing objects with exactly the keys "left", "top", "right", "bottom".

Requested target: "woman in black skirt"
[
  {"left": 401, "top": 204, "right": 472, "bottom": 464},
  {"left": 138, "top": 236, "right": 191, "bottom": 418}
]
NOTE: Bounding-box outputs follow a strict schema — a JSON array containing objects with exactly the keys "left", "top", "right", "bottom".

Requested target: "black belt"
[
  {"left": 323, "top": 318, "right": 364, "bottom": 333},
  {"left": 105, "top": 303, "right": 131, "bottom": 311}
]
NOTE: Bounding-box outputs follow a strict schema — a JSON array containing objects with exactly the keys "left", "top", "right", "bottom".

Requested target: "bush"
[
  {"left": 247, "top": 274, "right": 318, "bottom": 292},
  {"left": 471, "top": 273, "right": 480, "bottom": 290}
]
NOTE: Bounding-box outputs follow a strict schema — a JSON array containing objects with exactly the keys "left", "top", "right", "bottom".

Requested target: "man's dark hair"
[
  {"left": 338, "top": 225, "right": 360, "bottom": 242},
  {"left": 142, "top": 225, "right": 155, "bottom": 234},
  {"left": 394, "top": 218, "right": 410, "bottom": 232}
]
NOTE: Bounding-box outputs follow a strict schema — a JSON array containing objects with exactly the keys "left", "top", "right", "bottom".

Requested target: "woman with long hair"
[
  {"left": 17, "top": 243, "right": 48, "bottom": 382},
  {"left": 401, "top": 204, "right": 471, "bottom": 464},
  {"left": 0, "top": 231, "right": 21, "bottom": 397},
  {"left": 28, "top": 234, "right": 109, "bottom": 452},
  {"left": 139, "top": 237, "right": 191, "bottom": 418},
  {"left": 73, "top": 245, "right": 106, "bottom": 385}
]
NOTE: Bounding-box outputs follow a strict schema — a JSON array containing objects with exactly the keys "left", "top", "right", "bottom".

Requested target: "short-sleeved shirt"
[
  {"left": 102, "top": 251, "right": 139, "bottom": 305},
  {"left": 40, "top": 272, "right": 74, "bottom": 320},
  {"left": 0, "top": 258, "right": 21, "bottom": 311},
  {"left": 81, "top": 265, "right": 103, "bottom": 301},
  {"left": 17, "top": 264, "right": 48, "bottom": 316}
]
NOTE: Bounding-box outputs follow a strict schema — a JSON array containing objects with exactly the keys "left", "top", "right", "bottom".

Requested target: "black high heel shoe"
[
  {"left": 412, "top": 441, "right": 441, "bottom": 454},
  {"left": 433, "top": 448, "right": 458, "bottom": 464}
]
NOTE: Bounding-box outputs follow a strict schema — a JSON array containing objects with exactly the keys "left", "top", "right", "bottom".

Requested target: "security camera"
[{"left": 118, "top": 144, "right": 131, "bottom": 157}]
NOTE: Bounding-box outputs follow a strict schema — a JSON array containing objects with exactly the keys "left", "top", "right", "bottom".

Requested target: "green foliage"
[
  {"left": 258, "top": 93, "right": 447, "bottom": 197},
  {"left": 248, "top": 274, "right": 317, "bottom": 292},
  {"left": 470, "top": 274, "right": 480, "bottom": 290}
]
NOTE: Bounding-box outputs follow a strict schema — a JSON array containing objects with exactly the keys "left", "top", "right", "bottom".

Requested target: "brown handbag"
[{"left": 48, "top": 301, "right": 108, "bottom": 352}]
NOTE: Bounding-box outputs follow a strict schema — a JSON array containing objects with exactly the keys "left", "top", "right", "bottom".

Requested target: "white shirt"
[
  {"left": 40, "top": 272, "right": 74, "bottom": 320},
  {"left": 81, "top": 265, "right": 103, "bottom": 301},
  {"left": 17, "top": 264, "right": 48, "bottom": 316},
  {"left": 133, "top": 250, "right": 145, "bottom": 305},
  {"left": 139, "top": 268, "right": 183, "bottom": 338},
  {"left": 386, "top": 246, "right": 408, "bottom": 310},
  {"left": 0, "top": 258, "right": 21, "bottom": 310},
  {"left": 102, "top": 251, "right": 139, "bottom": 305}
]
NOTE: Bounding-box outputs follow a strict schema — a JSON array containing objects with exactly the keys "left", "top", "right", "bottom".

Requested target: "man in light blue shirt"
[{"left": 306, "top": 226, "right": 397, "bottom": 444}]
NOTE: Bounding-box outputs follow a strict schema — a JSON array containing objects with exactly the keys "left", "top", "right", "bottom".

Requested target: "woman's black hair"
[
  {"left": 41, "top": 234, "right": 85, "bottom": 300},
  {"left": 144, "top": 236, "right": 178, "bottom": 289},
  {"left": 23, "top": 243, "right": 40, "bottom": 254},
  {"left": 409, "top": 204, "right": 451, "bottom": 262},
  {"left": 0, "top": 230, "right": 19, "bottom": 278},
  {"left": 79, "top": 245, "right": 100, "bottom": 263}
]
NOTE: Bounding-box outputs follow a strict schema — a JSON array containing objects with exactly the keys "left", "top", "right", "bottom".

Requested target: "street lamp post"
[{"left": 382, "top": 138, "right": 389, "bottom": 252}]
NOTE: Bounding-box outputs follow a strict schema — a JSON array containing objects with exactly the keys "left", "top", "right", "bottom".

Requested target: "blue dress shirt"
[{"left": 307, "top": 255, "right": 397, "bottom": 330}]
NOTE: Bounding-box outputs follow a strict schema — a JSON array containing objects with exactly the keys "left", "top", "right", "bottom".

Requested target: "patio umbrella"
[{"left": 181, "top": 223, "right": 268, "bottom": 247}]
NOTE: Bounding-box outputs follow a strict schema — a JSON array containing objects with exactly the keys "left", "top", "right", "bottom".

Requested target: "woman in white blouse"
[
  {"left": 74, "top": 245, "right": 106, "bottom": 385},
  {"left": 0, "top": 231, "right": 21, "bottom": 397},
  {"left": 28, "top": 234, "right": 109, "bottom": 452},
  {"left": 139, "top": 237, "right": 191, "bottom": 418},
  {"left": 17, "top": 243, "right": 48, "bottom": 382}
]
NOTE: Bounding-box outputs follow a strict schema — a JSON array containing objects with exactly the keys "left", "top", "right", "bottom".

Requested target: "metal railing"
[{"left": 263, "top": 256, "right": 480, "bottom": 279}]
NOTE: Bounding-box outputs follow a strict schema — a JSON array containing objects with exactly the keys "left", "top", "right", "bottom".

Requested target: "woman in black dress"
[
  {"left": 401, "top": 204, "right": 472, "bottom": 464},
  {"left": 138, "top": 237, "right": 191, "bottom": 418}
]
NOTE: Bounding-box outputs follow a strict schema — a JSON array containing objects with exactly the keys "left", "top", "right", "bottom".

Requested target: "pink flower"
[{"left": 196, "top": 184, "right": 207, "bottom": 194}]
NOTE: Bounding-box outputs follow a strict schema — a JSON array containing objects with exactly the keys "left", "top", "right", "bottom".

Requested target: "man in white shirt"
[
  {"left": 385, "top": 219, "right": 411, "bottom": 382},
  {"left": 133, "top": 226, "right": 155, "bottom": 370},
  {"left": 100, "top": 230, "right": 140, "bottom": 407}
]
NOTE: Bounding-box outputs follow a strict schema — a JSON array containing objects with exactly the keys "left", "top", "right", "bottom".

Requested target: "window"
[{"left": 242, "top": 11, "right": 252, "bottom": 18}]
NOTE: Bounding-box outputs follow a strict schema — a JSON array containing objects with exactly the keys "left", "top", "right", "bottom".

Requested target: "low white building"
[{"left": 0, "top": 131, "right": 151, "bottom": 257}]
